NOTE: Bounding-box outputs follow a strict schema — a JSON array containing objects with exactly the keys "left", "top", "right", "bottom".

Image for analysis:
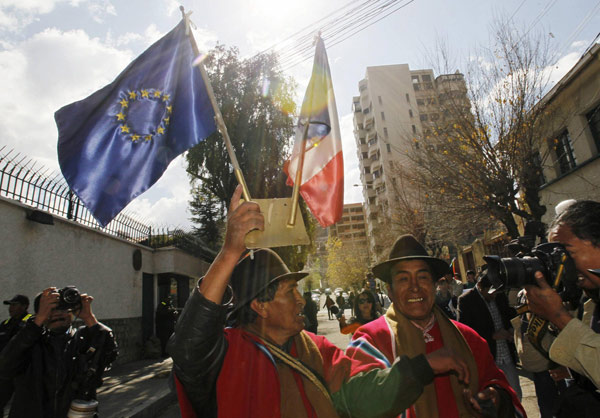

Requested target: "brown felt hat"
[
  {"left": 372, "top": 234, "right": 449, "bottom": 283},
  {"left": 230, "top": 248, "right": 308, "bottom": 311}
]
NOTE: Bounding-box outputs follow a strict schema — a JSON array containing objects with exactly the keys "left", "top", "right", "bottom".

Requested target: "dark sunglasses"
[{"left": 358, "top": 298, "right": 371, "bottom": 304}]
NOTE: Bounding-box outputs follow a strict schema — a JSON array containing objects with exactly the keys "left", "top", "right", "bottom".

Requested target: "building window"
[
  {"left": 420, "top": 114, "right": 428, "bottom": 121},
  {"left": 413, "top": 84, "right": 420, "bottom": 91},
  {"left": 383, "top": 127, "right": 388, "bottom": 138},
  {"left": 378, "top": 95, "right": 383, "bottom": 105},
  {"left": 409, "top": 109, "right": 413, "bottom": 118},
  {"left": 416, "top": 98, "right": 424, "bottom": 106},
  {"left": 405, "top": 93, "right": 410, "bottom": 103},
  {"left": 362, "top": 152, "right": 368, "bottom": 159},
  {"left": 411, "top": 75, "right": 419, "bottom": 84},
  {"left": 386, "top": 144, "right": 391, "bottom": 153},
  {"left": 552, "top": 130, "right": 577, "bottom": 175},
  {"left": 364, "top": 166, "right": 371, "bottom": 174},
  {"left": 381, "top": 111, "right": 385, "bottom": 121},
  {"left": 422, "top": 74, "right": 432, "bottom": 82},
  {"left": 587, "top": 104, "right": 600, "bottom": 154},
  {"left": 412, "top": 125, "right": 417, "bottom": 134},
  {"left": 431, "top": 113, "right": 439, "bottom": 121},
  {"left": 368, "top": 135, "right": 378, "bottom": 146}
]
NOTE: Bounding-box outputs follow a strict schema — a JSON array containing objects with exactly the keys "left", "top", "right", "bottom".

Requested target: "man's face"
[
  {"left": 550, "top": 223, "right": 600, "bottom": 289},
  {"left": 46, "top": 308, "right": 73, "bottom": 332},
  {"left": 387, "top": 259, "right": 435, "bottom": 327},
  {"left": 8, "top": 303, "right": 27, "bottom": 319},
  {"left": 467, "top": 273, "right": 475, "bottom": 283},
  {"left": 263, "top": 278, "right": 306, "bottom": 340}
]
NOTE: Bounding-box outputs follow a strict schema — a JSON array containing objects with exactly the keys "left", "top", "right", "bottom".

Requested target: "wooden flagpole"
[{"left": 182, "top": 7, "right": 251, "bottom": 202}]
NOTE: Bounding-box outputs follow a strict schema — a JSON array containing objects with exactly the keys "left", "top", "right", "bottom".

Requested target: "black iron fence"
[
  {"left": 0, "top": 146, "right": 150, "bottom": 243},
  {"left": 0, "top": 146, "right": 215, "bottom": 259}
]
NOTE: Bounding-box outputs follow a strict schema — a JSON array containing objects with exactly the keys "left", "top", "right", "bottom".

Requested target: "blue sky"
[{"left": 0, "top": 0, "right": 598, "bottom": 229}]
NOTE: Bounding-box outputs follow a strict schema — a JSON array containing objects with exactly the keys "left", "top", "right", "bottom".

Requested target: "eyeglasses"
[{"left": 358, "top": 298, "right": 370, "bottom": 304}]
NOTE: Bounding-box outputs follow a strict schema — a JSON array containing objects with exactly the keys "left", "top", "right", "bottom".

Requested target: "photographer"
[
  {"left": 525, "top": 200, "right": 600, "bottom": 389},
  {"left": 0, "top": 287, "right": 117, "bottom": 417}
]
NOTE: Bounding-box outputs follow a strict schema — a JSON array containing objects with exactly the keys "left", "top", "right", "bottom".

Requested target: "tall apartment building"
[
  {"left": 329, "top": 202, "right": 370, "bottom": 266},
  {"left": 352, "top": 64, "right": 467, "bottom": 260}
]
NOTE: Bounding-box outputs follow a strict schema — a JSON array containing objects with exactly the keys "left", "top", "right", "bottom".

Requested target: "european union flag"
[{"left": 56, "top": 20, "right": 215, "bottom": 227}]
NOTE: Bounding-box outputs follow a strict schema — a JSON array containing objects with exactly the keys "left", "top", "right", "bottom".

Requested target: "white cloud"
[
  {"left": 0, "top": 27, "right": 132, "bottom": 165},
  {"left": 88, "top": 0, "right": 116, "bottom": 23},
  {"left": 125, "top": 156, "right": 194, "bottom": 229}
]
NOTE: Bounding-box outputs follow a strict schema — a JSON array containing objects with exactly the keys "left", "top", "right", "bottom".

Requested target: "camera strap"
[{"left": 526, "top": 314, "right": 551, "bottom": 358}]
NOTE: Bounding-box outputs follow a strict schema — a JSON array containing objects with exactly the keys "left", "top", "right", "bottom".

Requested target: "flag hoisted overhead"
[
  {"left": 56, "top": 19, "right": 215, "bottom": 227},
  {"left": 284, "top": 37, "right": 343, "bottom": 227}
]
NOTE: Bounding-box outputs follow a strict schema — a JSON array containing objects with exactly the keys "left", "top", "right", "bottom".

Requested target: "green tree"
[
  {"left": 186, "top": 44, "right": 314, "bottom": 266},
  {"left": 325, "top": 237, "right": 368, "bottom": 291}
]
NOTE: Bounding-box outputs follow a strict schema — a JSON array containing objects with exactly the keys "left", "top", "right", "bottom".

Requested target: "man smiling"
[
  {"left": 347, "top": 235, "right": 525, "bottom": 418},
  {"left": 169, "top": 187, "right": 472, "bottom": 418}
]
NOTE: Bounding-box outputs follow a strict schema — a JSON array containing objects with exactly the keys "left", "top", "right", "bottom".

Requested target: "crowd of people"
[
  {"left": 2, "top": 193, "right": 598, "bottom": 418},
  {"left": 167, "top": 190, "right": 600, "bottom": 418}
]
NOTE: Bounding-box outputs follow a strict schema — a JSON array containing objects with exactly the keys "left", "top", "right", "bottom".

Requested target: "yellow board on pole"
[{"left": 245, "top": 198, "right": 310, "bottom": 249}]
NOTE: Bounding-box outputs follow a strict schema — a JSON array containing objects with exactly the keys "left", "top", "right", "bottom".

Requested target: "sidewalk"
[{"left": 97, "top": 357, "right": 175, "bottom": 418}]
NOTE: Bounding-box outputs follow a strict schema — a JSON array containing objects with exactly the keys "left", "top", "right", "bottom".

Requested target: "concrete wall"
[{"left": 0, "top": 196, "right": 210, "bottom": 363}]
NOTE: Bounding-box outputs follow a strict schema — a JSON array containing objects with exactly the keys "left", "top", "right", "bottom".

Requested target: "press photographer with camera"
[
  {"left": 524, "top": 200, "right": 600, "bottom": 389},
  {"left": 0, "top": 286, "right": 117, "bottom": 417}
]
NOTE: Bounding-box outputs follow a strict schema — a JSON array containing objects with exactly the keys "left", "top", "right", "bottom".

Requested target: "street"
[{"left": 157, "top": 299, "right": 540, "bottom": 417}]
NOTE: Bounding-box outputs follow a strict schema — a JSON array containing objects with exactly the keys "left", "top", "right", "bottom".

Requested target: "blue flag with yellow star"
[{"left": 56, "top": 20, "right": 215, "bottom": 227}]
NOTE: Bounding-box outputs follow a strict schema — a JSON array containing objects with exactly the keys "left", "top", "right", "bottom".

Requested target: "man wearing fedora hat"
[
  {"left": 346, "top": 234, "right": 525, "bottom": 418},
  {"left": 169, "top": 187, "right": 472, "bottom": 418},
  {"left": 525, "top": 200, "right": 600, "bottom": 391}
]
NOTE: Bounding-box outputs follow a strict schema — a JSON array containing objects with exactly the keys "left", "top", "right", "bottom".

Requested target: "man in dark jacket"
[
  {"left": 457, "top": 273, "right": 522, "bottom": 399},
  {"left": 168, "top": 186, "right": 471, "bottom": 418},
  {"left": 0, "top": 287, "right": 117, "bottom": 418},
  {"left": 0, "top": 294, "right": 31, "bottom": 415}
]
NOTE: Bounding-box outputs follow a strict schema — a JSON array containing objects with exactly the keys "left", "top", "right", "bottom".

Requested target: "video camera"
[{"left": 483, "top": 238, "right": 581, "bottom": 310}]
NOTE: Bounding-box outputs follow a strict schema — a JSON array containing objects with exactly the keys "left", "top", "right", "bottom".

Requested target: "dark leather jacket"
[
  {"left": 168, "top": 287, "right": 230, "bottom": 417},
  {"left": 0, "top": 319, "right": 117, "bottom": 418}
]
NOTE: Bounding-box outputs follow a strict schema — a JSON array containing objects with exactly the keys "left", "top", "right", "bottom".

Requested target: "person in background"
[
  {"left": 435, "top": 276, "right": 456, "bottom": 319},
  {"left": 464, "top": 270, "right": 477, "bottom": 289},
  {"left": 155, "top": 296, "right": 178, "bottom": 357},
  {"left": 457, "top": 272, "right": 522, "bottom": 400},
  {"left": 0, "top": 294, "right": 31, "bottom": 415},
  {"left": 323, "top": 294, "right": 335, "bottom": 320},
  {"left": 303, "top": 291, "right": 319, "bottom": 334},
  {"left": 338, "top": 290, "right": 380, "bottom": 335}
]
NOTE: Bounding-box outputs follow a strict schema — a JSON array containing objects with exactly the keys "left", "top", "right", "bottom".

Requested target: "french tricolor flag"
[{"left": 285, "top": 37, "right": 344, "bottom": 227}]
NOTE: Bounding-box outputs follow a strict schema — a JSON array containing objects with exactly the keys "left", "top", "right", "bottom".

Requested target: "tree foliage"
[
  {"left": 325, "top": 237, "right": 369, "bottom": 291},
  {"left": 186, "top": 44, "right": 314, "bottom": 268},
  {"left": 403, "top": 19, "right": 565, "bottom": 240}
]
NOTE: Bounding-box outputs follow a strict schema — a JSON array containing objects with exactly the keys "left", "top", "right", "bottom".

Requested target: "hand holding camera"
[
  {"left": 34, "top": 287, "right": 60, "bottom": 327},
  {"left": 524, "top": 271, "right": 573, "bottom": 331}
]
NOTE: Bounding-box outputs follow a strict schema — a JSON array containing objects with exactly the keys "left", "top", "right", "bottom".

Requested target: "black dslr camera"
[
  {"left": 483, "top": 240, "right": 581, "bottom": 309},
  {"left": 57, "top": 286, "right": 82, "bottom": 311}
]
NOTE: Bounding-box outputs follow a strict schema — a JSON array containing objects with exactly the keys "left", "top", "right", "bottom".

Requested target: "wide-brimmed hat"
[
  {"left": 3, "top": 294, "right": 29, "bottom": 305},
  {"left": 230, "top": 248, "right": 308, "bottom": 311},
  {"left": 372, "top": 234, "right": 449, "bottom": 283}
]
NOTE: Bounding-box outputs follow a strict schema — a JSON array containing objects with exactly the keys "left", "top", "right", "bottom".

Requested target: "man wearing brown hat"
[
  {"left": 346, "top": 234, "right": 525, "bottom": 418},
  {"left": 169, "top": 187, "right": 471, "bottom": 418}
]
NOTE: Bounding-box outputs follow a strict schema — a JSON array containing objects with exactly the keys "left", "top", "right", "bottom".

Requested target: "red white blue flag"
[{"left": 285, "top": 37, "right": 343, "bottom": 227}]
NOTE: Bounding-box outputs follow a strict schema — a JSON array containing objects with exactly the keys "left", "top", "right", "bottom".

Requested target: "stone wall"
[{"left": 101, "top": 317, "right": 143, "bottom": 365}]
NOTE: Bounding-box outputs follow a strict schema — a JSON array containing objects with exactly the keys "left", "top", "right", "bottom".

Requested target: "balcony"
[
  {"left": 373, "top": 176, "right": 383, "bottom": 189},
  {"left": 353, "top": 101, "right": 362, "bottom": 113},
  {"left": 364, "top": 115, "right": 374, "bottom": 131},
  {"left": 371, "top": 159, "right": 381, "bottom": 172},
  {"left": 366, "top": 130, "right": 377, "bottom": 144},
  {"left": 363, "top": 173, "right": 373, "bottom": 183},
  {"left": 366, "top": 188, "right": 376, "bottom": 198},
  {"left": 359, "top": 143, "right": 368, "bottom": 153}
]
